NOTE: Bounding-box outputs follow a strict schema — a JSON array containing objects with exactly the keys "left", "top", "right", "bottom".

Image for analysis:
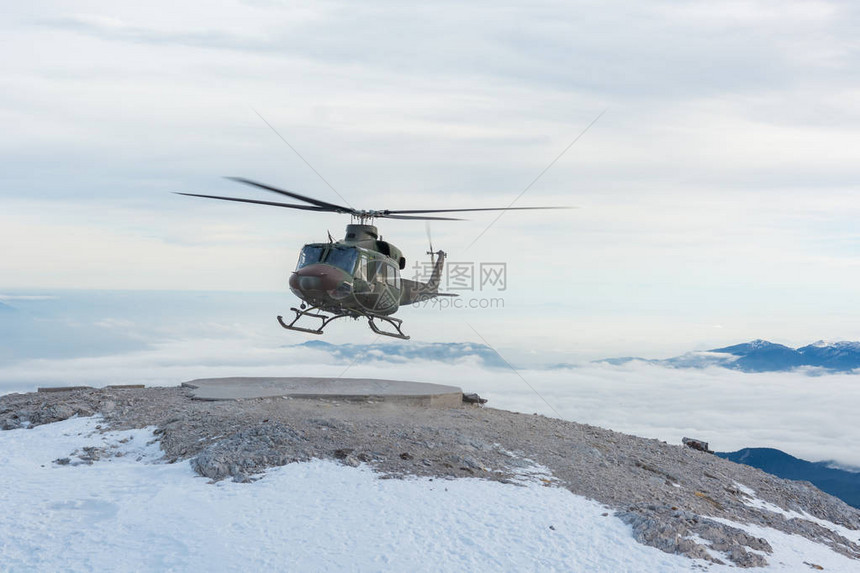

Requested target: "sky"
[{"left": 3, "top": 0, "right": 860, "bottom": 356}]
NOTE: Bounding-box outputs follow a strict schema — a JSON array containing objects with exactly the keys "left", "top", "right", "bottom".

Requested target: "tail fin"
[
  {"left": 426, "top": 249, "right": 446, "bottom": 293},
  {"left": 400, "top": 249, "right": 455, "bottom": 305}
]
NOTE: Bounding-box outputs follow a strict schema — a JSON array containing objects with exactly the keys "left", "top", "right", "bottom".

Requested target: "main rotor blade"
[
  {"left": 176, "top": 192, "right": 463, "bottom": 219},
  {"left": 175, "top": 192, "right": 328, "bottom": 211},
  {"left": 383, "top": 206, "right": 574, "bottom": 214},
  {"left": 226, "top": 177, "right": 355, "bottom": 214},
  {"left": 383, "top": 213, "right": 465, "bottom": 221}
]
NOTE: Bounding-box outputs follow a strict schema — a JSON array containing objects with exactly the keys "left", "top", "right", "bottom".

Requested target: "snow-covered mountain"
[
  {"left": 8, "top": 416, "right": 697, "bottom": 572},
  {"left": 597, "top": 339, "right": 860, "bottom": 373},
  {"left": 3, "top": 397, "right": 860, "bottom": 571},
  {"left": 289, "top": 338, "right": 860, "bottom": 373},
  {"left": 796, "top": 341, "right": 860, "bottom": 371}
]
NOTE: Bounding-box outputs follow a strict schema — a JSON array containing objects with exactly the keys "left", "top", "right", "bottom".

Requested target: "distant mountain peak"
[
  {"left": 804, "top": 340, "right": 860, "bottom": 351},
  {"left": 601, "top": 339, "right": 860, "bottom": 373},
  {"left": 289, "top": 340, "right": 507, "bottom": 368},
  {"left": 299, "top": 340, "right": 336, "bottom": 349},
  {"left": 710, "top": 339, "right": 794, "bottom": 355}
]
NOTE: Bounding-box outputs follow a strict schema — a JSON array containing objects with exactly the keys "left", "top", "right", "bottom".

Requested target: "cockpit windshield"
[
  {"left": 296, "top": 245, "right": 325, "bottom": 269},
  {"left": 324, "top": 246, "right": 358, "bottom": 273},
  {"left": 296, "top": 245, "right": 359, "bottom": 274}
]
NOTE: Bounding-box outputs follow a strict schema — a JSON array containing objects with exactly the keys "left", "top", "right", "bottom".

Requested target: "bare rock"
[
  {"left": 683, "top": 437, "right": 714, "bottom": 454},
  {"left": 618, "top": 505, "right": 771, "bottom": 567},
  {"left": 190, "top": 422, "right": 309, "bottom": 482},
  {"left": 463, "top": 393, "right": 487, "bottom": 405}
]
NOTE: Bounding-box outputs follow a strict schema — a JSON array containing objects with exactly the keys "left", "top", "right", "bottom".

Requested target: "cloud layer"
[
  {"left": 3, "top": 330, "right": 858, "bottom": 469},
  {"left": 2, "top": 290, "right": 858, "bottom": 468}
]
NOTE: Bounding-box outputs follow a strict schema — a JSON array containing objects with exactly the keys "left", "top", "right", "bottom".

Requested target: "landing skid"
[
  {"left": 277, "top": 306, "right": 410, "bottom": 340},
  {"left": 367, "top": 315, "right": 410, "bottom": 340},
  {"left": 277, "top": 306, "right": 350, "bottom": 336}
]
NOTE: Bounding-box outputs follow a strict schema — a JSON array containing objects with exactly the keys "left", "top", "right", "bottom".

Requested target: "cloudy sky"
[{"left": 3, "top": 0, "right": 860, "bottom": 356}]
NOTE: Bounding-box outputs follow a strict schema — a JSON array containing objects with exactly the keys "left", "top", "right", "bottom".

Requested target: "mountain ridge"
[
  {"left": 288, "top": 338, "right": 860, "bottom": 373},
  {"left": 715, "top": 447, "right": 860, "bottom": 509},
  {"left": 289, "top": 340, "right": 507, "bottom": 368},
  {"left": 596, "top": 339, "right": 860, "bottom": 373}
]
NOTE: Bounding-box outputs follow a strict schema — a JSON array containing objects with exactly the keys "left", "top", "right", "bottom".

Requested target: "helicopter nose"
[{"left": 289, "top": 264, "right": 342, "bottom": 292}]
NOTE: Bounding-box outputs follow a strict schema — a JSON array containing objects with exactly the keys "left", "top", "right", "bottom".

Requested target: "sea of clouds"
[{"left": 2, "top": 290, "right": 859, "bottom": 469}]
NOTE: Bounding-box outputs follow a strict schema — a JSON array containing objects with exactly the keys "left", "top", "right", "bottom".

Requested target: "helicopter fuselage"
[{"left": 288, "top": 224, "right": 407, "bottom": 316}]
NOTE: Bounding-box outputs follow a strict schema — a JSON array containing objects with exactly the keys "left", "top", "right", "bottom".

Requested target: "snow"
[
  {"left": 2, "top": 417, "right": 859, "bottom": 572},
  {"left": 681, "top": 533, "right": 745, "bottom": 566},
  {"left": 710, "top": 516, "right": 859, "bottom": 573},
  {"left": 734, "top": 482, "right": 860, "bottom": 545}
]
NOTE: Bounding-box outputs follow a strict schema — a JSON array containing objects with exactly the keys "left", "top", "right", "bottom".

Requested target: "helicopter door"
[
  {"left": 373, "top": 261, "right": 400, "bottom": 288},
  {"left": 357, "top": 258, "right": 401, "bottom": 314}
]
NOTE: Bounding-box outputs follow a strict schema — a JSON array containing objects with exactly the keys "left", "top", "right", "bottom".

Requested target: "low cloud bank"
[{"left": 2, "top": 335, "right": 858, "bottom": 470}]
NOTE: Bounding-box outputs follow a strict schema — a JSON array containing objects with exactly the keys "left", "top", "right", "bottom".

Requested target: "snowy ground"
[{"left": 2, "top": 417, "right": 858, "bottom": 572}]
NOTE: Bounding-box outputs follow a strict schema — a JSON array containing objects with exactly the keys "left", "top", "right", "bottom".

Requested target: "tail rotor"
[{"left": 425, "top": 222, "right": 436, "bottom": 265}]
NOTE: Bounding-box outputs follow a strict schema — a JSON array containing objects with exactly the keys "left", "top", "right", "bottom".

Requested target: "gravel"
[{"left": 2, "top": 386, "right": 859, "bottom": 568}]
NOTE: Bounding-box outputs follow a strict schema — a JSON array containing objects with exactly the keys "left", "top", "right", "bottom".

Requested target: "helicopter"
[{"left": 177, "top": 177, "right": 567, "bottom": 340}]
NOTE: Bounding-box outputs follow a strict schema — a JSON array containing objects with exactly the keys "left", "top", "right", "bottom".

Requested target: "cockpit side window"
[
  {"left": 386, "top": 266, "right": 401, "bottom": 289},
  {"left": 355, "top": 252, "right": 369, "bottom": 281}
]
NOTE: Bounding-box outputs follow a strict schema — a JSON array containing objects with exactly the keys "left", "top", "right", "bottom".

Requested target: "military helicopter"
[{"left": 178, "top": 177, "right": 567, "bottom": 339}]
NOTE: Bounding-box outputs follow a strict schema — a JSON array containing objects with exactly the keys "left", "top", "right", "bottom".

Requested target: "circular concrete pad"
[{"left": 182, "top": 377, "right": 463, "bottom": 408}]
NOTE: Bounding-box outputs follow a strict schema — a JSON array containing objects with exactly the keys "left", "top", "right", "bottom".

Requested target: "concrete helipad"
[{"left": 182, "top": 377, "right": 463, "bottom": 408}]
